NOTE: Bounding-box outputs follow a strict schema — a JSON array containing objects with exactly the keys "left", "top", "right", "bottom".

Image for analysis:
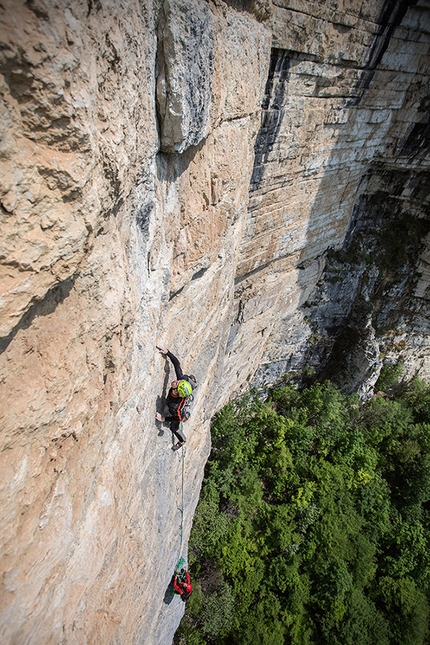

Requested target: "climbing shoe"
[{"left": 173, "top": 441, "right": 185, "bottom": 451}]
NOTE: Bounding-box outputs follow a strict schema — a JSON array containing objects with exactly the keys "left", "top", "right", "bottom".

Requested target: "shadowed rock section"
[{"left": 250, "top": 47, "right": 290, "bottom": 191}]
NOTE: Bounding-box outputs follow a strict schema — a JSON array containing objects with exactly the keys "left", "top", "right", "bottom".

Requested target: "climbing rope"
[
  {"left": 172, "top": 429, "right": 193, "bottom": 602},
  {"left": 175, "top": 426, "right": 186, "bottom": 570}
]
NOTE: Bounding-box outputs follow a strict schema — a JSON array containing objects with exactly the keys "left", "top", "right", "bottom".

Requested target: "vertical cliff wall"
[
  {"left": 239, "top": 0, "right": 430, "bottom": 397},
  {"left": 0, "top": 0, "right": 429, "bottom": 643}
]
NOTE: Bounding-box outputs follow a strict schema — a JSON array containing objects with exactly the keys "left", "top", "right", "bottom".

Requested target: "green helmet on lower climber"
[{"left": 177, "top": 380, "right": 193, "bottom": 397}]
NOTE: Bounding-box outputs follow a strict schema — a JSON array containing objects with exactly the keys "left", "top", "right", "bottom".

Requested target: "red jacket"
[{"left": 173, "top": 571, "right": 192, "bottom": 600}]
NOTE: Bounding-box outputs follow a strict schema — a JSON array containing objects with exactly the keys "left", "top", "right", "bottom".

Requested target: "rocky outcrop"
[
  {"left": 0, "top": 0, "right": 429, "bottom": 643},
  {"left": 156, "top": 0, "right": 215, "bottom": 153}
]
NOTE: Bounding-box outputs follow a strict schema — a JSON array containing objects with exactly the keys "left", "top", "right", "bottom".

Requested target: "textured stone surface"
[
  {"left": 156, "top": 0, "right": 215, "bottom": 153},
  {"left": 0, "top": 0, "right": 429, "bottom": 644},
  {"left": 240, "top": 0, "right": 430, "bottom": 395},
  {"left": 0, "top": 1, "right": 269, "bottom": 644}
]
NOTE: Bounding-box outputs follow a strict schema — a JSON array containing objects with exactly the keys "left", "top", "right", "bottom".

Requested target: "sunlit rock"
[{"left": 0, "top": 0, "right": 429, "bottom": 643}]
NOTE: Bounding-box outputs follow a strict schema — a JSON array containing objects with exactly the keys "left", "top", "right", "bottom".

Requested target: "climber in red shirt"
[{"left": 172, "top": 569, "right": 193, "bottom": 601}]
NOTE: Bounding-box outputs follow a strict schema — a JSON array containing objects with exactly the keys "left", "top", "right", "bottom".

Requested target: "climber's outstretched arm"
[{"left": 157, "top": 345, "right": 184, "bottom": 380}]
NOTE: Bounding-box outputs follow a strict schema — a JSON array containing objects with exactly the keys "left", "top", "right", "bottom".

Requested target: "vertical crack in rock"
[
  {"left": 250, "top": 48, "right": 290, "bottom": 191},
  {"left": 136, "top": 201, "right": 154, "bottom": 235},
  {"left": 155, "top": 0, "right": 215, "bottom": 154},
  {"left": 349, "top": 0, "right": 415, "bottom": 105}
]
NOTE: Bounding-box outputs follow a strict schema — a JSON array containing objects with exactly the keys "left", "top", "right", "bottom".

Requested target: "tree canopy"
[{"left": 175, "top": 378, "right": 430, "bottom": 645}]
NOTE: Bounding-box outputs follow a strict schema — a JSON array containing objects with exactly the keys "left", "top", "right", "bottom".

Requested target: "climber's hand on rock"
[{"left": 156, "top": 345, "right": 168, "bottom": 354}]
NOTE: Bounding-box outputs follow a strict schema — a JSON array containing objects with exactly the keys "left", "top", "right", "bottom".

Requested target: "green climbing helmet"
[{"left": 178, "top": 380, "right": 193, "bottom": 397}]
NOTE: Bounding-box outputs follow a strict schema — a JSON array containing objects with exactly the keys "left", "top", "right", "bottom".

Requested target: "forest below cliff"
[{"left": 175, "top": 371, "right": 430, "bottom": 645}]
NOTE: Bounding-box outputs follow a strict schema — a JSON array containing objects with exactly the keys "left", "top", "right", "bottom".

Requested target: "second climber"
[{"left": 172, "top": 568, "right": 193, "bottom": 601}]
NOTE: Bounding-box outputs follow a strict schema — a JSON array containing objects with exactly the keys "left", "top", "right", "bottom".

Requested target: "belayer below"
[
  {"left": 172, "top": 568, "right": 193, "bottom": 601},
  {"left": 156, "top": 346, "right": 197, "bottom": 450}
]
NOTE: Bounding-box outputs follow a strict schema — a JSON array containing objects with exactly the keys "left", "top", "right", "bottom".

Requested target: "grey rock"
[{"left": 156, "top": 0, "right": 215, "bottom": 154}]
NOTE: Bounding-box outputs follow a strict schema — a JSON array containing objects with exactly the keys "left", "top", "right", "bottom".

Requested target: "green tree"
[{"left": 175, "top": 379, "right": 430, "bottom": 645}]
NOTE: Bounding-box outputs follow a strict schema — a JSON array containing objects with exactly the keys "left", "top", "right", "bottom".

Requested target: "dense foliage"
[{"left": 174, "top": 378, "right": 430, "bottom": 645}]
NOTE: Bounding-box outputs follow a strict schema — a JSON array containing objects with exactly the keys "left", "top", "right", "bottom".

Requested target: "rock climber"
[
  {"left": 156, "top": 345, "right": 197, "bottom": 450},
  {"left": 172, "top": 568, "right": 193, "bottom": 601}
]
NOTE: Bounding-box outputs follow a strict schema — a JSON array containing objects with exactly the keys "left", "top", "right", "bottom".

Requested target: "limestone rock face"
[
  {"left": 0, "top": 0, "right": 429, "bottom": 644},
  {"left": 0, "top": 2, "right": 269, "bottom": 644},
  {"left": 240, "top": 0, "right": 430, "bottom": 394},
  {"left": 156, "top": 0, "right": 215, "bottom": 153}
]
